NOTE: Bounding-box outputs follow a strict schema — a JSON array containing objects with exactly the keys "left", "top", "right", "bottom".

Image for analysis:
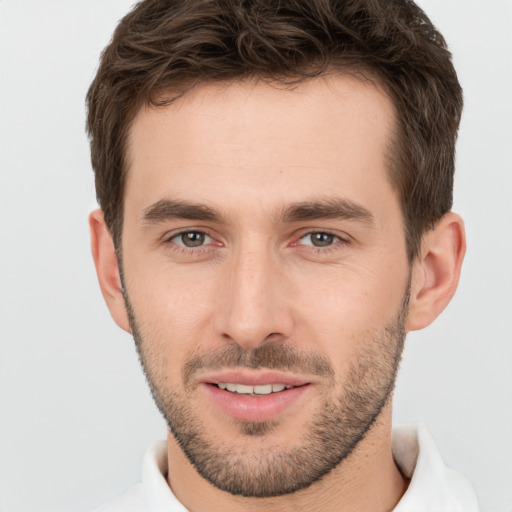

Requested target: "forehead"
[{"left": 125, "top": 75, "right": 397, "bottom": 218}]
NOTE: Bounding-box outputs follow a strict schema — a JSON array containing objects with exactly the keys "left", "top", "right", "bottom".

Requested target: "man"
[{"left": 86, "top": 0, "right": 479, "bottom": 510}]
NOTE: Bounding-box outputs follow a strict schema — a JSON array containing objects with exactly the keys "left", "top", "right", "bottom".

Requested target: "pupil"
[
  {"left": 183, "top": 232, "right": 205, "bottom": 247},
  {"left": 312, "top": 233, "right": 334, "bottom": 247}
]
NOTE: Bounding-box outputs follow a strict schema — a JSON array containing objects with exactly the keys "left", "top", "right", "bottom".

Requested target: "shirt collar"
[{"left": 392, "top": 423, "right": 479, "bottom": 511}]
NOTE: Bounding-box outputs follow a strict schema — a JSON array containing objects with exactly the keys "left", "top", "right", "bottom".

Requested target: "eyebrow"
[
  {"left": 142, "top": 199, "right": 222, "bottom": 224},
  {"left": 141, "top": 197, "right": 374, "bottom": 226},
  {"left": 280, "top": 198, "right": 375, "bottom": 225}
]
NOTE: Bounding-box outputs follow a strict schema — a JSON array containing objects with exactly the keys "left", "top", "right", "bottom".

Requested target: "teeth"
[
  {"left": 217, "top": 383, "right": 293, "bottom": 395},
  {"left": 236, "top": 384, "right": 253, "bottom": 394},
  {"left": 254, "top": 384, "right": 272, "bottom": 395}
]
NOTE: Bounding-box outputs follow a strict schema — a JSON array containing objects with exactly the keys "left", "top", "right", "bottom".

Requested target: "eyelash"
[
  {"left": 163, "top": 230, "right": 218, "bottom": 256},
  {"left": 163, "top": 229, "right": 350, "bottom": 255},
  {"left": 293, "top": 231, "right": 349, "bottom": 254}
]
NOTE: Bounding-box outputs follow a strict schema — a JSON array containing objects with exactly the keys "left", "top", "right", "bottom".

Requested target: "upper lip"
[{"left": 199, "top": 369, "right": 311, "bottom": 387}]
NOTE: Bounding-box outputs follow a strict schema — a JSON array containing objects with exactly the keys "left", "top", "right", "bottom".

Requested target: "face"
[{"left": 121, "top": 76, "right": 411, "bottom": 497}]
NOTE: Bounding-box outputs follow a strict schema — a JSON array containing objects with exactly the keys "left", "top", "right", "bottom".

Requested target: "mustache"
[{"left": 183, "top": 343, "right": 334, "bottom": 386}]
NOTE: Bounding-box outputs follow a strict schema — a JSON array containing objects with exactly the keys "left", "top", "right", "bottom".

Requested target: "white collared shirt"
[
  {"left": 392, "top": 424, "right": 479, "bottom": 511},
  {"left": 92, "top": 424, "right": 479, "bottom": 511}
]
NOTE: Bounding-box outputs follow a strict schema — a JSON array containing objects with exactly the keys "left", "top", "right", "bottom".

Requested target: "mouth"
[
  {"left": 215, "top": 382, "right": 293, "bottom": 395},
  {"left": 200, "top": 371, "right": 312, "bottom": 423}
]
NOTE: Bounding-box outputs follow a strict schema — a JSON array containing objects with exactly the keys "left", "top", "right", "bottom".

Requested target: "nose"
[{"left": 215, "top": 243, "right": 294, "bottom": 350}]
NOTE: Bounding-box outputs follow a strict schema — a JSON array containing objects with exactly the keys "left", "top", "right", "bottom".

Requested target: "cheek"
[
  {"left": 296, "top": 260, "right": 407, "bottom": 323},
  {"left": 125, "top": 257, "right": 222, "bottom": 347},
  {"left": 291, "top": 258, "right": 409, "bottom": 362}
]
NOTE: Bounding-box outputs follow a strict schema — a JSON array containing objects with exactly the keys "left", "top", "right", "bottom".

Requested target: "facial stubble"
[{"left": 123, "top": 286, "right": 409, "bottom": 498}]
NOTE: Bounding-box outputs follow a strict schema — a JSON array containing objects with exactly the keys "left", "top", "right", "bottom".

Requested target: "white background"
[{"left": 0, "top": 1, "right": 510, "bottom": 511}]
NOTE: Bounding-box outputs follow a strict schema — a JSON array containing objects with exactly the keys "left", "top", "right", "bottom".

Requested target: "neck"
[{"left": 166, "top": 402, "right": 408, "bottom": 512}]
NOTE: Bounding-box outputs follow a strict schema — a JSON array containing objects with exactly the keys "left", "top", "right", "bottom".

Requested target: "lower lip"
[{"left": 202, "top": 383, "right": 310, "bottom": 422}]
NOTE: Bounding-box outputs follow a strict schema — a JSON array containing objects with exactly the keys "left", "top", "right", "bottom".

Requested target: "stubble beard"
[{"left": 124, "top": 288, "right": 408, "bottom": 498}]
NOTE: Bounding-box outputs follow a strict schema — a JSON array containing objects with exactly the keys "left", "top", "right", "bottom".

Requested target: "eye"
[
  {"left": 170, "top": 231, "right": 213, "bottom": 248},
  {"left": 299, "top": 232, "right": 341, "bottom": 247}
]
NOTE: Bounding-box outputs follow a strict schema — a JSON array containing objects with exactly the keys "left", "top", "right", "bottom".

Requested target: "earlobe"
[
  {"left": 406, "top": 212, "right": 466, "bottom": 332},
  {"left": 89, "top": 210, "right": 131, "bottom": 333}
]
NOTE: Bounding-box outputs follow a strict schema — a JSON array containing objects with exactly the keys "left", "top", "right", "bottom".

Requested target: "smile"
[
  {"left": 202, "top": 378, "right": 311, "bottom": 423},
  {"left": 216, "top": 383, "right": 293, "bottom": 395}
]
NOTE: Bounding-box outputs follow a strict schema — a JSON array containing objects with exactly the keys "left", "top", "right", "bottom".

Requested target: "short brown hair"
[{"left": 86, "top": 0, "right": 463, "bottom": 260}]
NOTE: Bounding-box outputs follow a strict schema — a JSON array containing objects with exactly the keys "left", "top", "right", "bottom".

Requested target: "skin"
[{"left": 90, "top": 75, "right": 466, "bottom": 512}]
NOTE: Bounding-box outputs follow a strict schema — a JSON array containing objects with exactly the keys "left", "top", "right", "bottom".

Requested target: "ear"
[
  {"left": 406, "top": 212, "right": 466, "bottom": 332},
  {"left": 89, "top": 209, "right": 131, "bottom": 333}
]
